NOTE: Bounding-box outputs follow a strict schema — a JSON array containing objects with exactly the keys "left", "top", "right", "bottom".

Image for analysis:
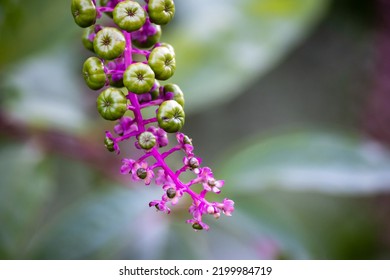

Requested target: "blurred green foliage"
[{"left": 1, "top": 0, "right": 389, "bottom": 259}]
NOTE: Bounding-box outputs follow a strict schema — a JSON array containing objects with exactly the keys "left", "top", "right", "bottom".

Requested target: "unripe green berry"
[
  {"left": 188, "top": 157, "right": 199, "bottom": 169},
  {"left": 82, "top": 57, "right": 107, "bottom": 90},
  {"left": 163, "top": 83, "right": 185, "bottom": 108},
  {"left": 166, "top": 188, "right": 176, "bottom": 199},
  {"left": 148, "top": 46, "right": 176, "bottom": 80},
  {"left": 82, "top": 25, "right": 97, "bottom": 52},
  {"left": 138, "top": 131, "right": 156, "bottom": 150},
  {"left": 113, "top": 1, "right": 146, "bottom": 32},
  {"left": 104, "top": 137, "right": 115, "bottom": 152},
  {"left": 148, "top": 0, "right": 175, "bottom": 25},
  {"left": 93, "top": 27, "right": 126, "bottom": 60},
  {"left": 71, "top": 0, "right": 97, "bottom": 28},
  {"left": 157, "top": 100, "right": 185, "bottom": 133},
  {"left": 132, "top": 24, "right": 162, "bottom": 49},
  {"left": 150, "top": 81, "right": 161, "bottom": 100},
  {"left": 192, "top": 223, "right": 203, "bottom": 230},
  {"left": 123, "top": 62, "right": 155, "bottom": 94},
  {"left": 96, "top": 87, "right": 128, "bottom": 121},
  {"left": 136, "top": 168, "right": 147, "bottom": 179}
]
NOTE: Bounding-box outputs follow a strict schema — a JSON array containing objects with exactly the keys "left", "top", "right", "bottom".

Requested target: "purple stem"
[
  {"left": 132, "top": 48, "right": 151, "bottom": 56},
  {"left": 140, "top": 99, "right": 164, "bottom": 109},
  {"left": 161, "top": 145, "right": 181, "bottom": 159},
  {"left": 143, "top": 117, "right": 157, "bottom": 125}
]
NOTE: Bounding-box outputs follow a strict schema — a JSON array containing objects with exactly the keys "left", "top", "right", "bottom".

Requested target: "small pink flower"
[
  {"left": 120, "top": 158, "right": 135, "bottom": 174},
  {"left": 149, "top": 200, "right": 171, "bottom": 214},
  {"left": 221, "top": 198, "right": 235, "bottom": 216},
  {"left": 176, "top": 133, "right": 194, "bottom": 156},
  {"left": 131, "top": 161, "right": 154, "bottom": 185}
]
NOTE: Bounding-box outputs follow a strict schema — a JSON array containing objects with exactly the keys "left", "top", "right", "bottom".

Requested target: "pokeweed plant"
[{"left": 71, "top": 0, "right": 234, "bottom": 230}]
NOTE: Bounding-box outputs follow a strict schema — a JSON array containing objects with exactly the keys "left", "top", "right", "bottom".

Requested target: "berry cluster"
[{"left": 71, "top": 0, "right": 234, "bottom": 230}]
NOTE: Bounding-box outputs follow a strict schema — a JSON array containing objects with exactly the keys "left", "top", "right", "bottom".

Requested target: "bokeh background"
[{"left": 1, "top": 0, "right": 390, "bottom": 259}]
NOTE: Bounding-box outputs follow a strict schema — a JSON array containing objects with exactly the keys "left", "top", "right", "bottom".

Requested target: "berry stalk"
[{"left": 71, "top": 0, "right": 234, "bottom": 230}]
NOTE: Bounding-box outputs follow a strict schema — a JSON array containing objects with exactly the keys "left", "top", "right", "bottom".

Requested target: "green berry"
[
  {"left": 96, "top": 87, "right": 128, "bottom": 121},
  {"left": 192, "top": 223, "right": 203, "bottom": 230},
  {"left": 132, "top": 24, "right": 162, "bottom": 49},
  {"left": 166, "top": 188, "right": 176, "bottom": 199},
  {"left": 148, "top": 0, "right": 175, "bottom": 25},
  {"left": 100, "top": 0, "right": 113, "bottom": 18},
  {"left": 123, "top": 62, "right": 155, "bottom": 94},
  {"left": 136, "top": 168, "right": 147, "bottom": 179},
  {"left": 81, "top": 25, "right": 96, "bottom": 52},
  {"left": 150, "top": 81, "right": 161, "bottom": 100},
  {"left": 138, "top": 131, "right": 156, "bottom": 150},
  {"left": 113, "top": 1, "right": 146, "bottom": 32},
  {"left": 93, "top": 27, "right": 126, "bottom": 60},
  {"left": 148, "top": 46, "right": 176, "bottom": 80},
  {"left": 104, "top": 137, "right": 115, "bottom": 152},
  {"left": 163, "top": 83, "right": 185, "bottom": 108},
  {"left": 157, "top": 100, "right": 185, "bottom": 133},
  {"left": 82, "top": 57, "right": 107, "bottom": 90},
  {"left": 71, "top": 0, "right": 97, "bottom": 28}
]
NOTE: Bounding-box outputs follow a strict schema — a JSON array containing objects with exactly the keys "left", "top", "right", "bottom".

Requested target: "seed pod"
[
  {"left": 148, "top": 46, "right": 176, "bottom": 80},
  {"left": 123, "top": 62, "right": 155, "bottom": 94},
  {"left": 82, "top": 57, "right": 107, "bottom": 90},
  {"left": 93, "top": 27, "right": 126, "bottom": 60},
  {"left": 96, "top": 87, "right": 128, "bottom": 121},
  {"left": 71, "top": 0, "right": 97, "bottom": 28},
  {"left": 113, "top": 1, "right": 146, "bottom": 32},
  {"left": 163, "top": 83, "right": 184, "bottom": 108},
  {"left": 132, "top": 24, "right": 162, "bottom": 49},
  {"left": 157, "top": 100, "right": 185, "bottom": 133},
  {"left": 148, "top": 0, "right": 175, "bottom": 25},
  {"left": 138, "top": 131, "right": 157, "bottom": 150}
]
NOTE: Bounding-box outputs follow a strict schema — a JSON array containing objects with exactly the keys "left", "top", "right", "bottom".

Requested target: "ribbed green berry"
[
  {"left": 82, "top": 25, "right": 96, "bottom": 52},
  {"left": 113, "top": 1, "right": 146, "bottom": 32},
  {"left": 157, "top": 100, "right": 185, "bottom": 133},
  {"left": 163, "top": 83, "right": 184, "bottom": 108},
  {"left": 83, "top": 57, "right": 107, "bottom": 90},
  {"left": 148, "top": 46, "right": 176, "bottom": 80},
  {"left": 123, "top": 62, "right": 155, "bottom": 94},
  {"left": 96, "top": 87, "right": 128, "bottom": 121},
  {"left": 138, "top": 131, "right": 156, "bottom": 150},
  {"left": 93, "top": 27, "right": 126, "bottom": 60},
  {"left": 158, "top": 42, "right": 175, "bottom": 53},
  {"left": 71, "top": 0, "right": 97, "bottom": 28},
  {"left": 150, "top": 81, "right": 161, "bottom": 100},
  {"left": 148, "top": 0, "right": 175, "bottom": 25},
  {"left": 132, "top": 24, "right": 162, "bottom": 49}
]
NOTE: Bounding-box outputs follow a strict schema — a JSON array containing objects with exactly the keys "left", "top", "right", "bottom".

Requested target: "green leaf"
[
  {"left": 0, "top": 0, "right": 77, "bottom": 67},
  {"left": 212, "top": 131, "right": 386, "bottom": 259},
  {"left": 0, "top": 143, "right": 53, "bottom": 259},
  {"left": 165, "top": 0, "right": 330, "bottom": 111},
  {"left": 219, "top": 131, "right": 390, "bottom": 194}
]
